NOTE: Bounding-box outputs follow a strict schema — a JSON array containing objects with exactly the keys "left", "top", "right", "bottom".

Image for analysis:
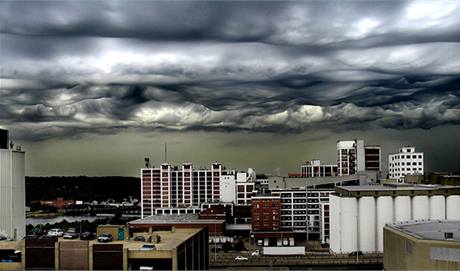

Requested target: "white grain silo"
[
  {"left": 446, "top": 195, "right": 460, "bottom": 220},
  {"left": 394, "top": 196, "right": 411, "bottom": 222},
  {"left": 412, "top": 195, "right": 429, "bottom": 220},
  {"left": 376, "top": 196, "right": 393, "bottom": 252},
  {"left": 340, "top": 197, "right": 358, "bottom": 253},
  {"left": 329, "top": 195, "right": 341, "bottom": 253},
  {"left": 358, "top": 196, "right": 376, "bottom": 252},
  {"left": 429, "top": 195, "right": 446, "bottom": 220}
]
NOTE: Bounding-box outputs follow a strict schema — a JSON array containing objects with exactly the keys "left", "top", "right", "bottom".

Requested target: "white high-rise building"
[
  {"left": 388, "top": 147, "right": 424, "bottom": 182},
  {"left": 0, "top": 129, "right": 26, "bottom": 240}
]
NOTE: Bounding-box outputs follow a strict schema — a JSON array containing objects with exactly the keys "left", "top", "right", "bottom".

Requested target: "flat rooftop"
[
  {"left": 389, "top": 220, "right": 460, "bottom": 241},
  {"left": 335, "top": 184, "right": 460, "bottom": 197},
  {"left": 338, "top": 184, "right": 458, "bottom": 191},
  {"left": 59, "top": 228, "right": 201, "bottom": 251},
  {"left": 128, "top": 214, "right": 225, "bottom": 225}
]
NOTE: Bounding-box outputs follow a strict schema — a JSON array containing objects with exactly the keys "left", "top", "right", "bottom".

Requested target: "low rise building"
[
  {"left": 301, "top": 160, "right": 337, "bottom": 177},
  {"left": 21, "top": 226, "right": 208, "bottom": 270},
  {"left": 0, "top": 240, "right": 23, "bottom": 270},
  {"left": 384, "top": 220, "right": 460, "bottom": 270}
]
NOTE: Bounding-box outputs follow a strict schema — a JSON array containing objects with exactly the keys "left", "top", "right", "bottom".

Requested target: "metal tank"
[
  {"left": 412, "top": 195, "right": 429, "bottom": 220},
  {"left": 358, "top": 196, "right": 376, "bottom": 252},
  {"left": 446, "top": 195, "right": 460, "bottom": 220},
  {"left": 376, "top": 196, "right": 393, "bottom": 252},
  {"left": 394, "top": 196, "right": 411, "bottom": 222},
  {"left": 340, "top": 197, "right": 358, "bottom": 253},
  {"left": 329, "top": 195, "right": 341, "bottom": 253},
  {"left": 429, "top": 195, "right": 446, "bottom": 220}
]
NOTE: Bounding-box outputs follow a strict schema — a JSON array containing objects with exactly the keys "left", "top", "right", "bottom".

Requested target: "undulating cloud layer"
[{"left": 1, "top": 0, "right": 460, "bottom": 141}]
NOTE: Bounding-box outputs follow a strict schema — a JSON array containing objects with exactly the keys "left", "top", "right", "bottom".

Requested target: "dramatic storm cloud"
[{"left": 1, "top": 1, "right": 460, "bottom": 175}]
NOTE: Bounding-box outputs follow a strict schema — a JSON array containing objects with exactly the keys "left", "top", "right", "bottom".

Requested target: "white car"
[
  {"left": 235, "top": 256, "right": 248, "bottom": 261},
  {"left": 251, "top": 250, "right": 260, "bottom": 256},
  {"left": 47, "top": 229, "right": 64, "bottom": 237}
]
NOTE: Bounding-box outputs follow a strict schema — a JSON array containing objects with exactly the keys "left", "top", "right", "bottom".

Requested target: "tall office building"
[
  {"left": 141, "top": 162, "right": 235, "bottom": 218},
  {"left": 337, "top": 139, "right": 381, "bottom": 176},
  {"left": 388, "top": 146, "right": 424, "bottom": 182},
  {"left": 0, "top": 129, "right": 26, "bottom": 240}
]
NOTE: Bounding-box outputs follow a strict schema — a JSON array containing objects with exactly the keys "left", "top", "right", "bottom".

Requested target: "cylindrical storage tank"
[
  {"left": 329, "top": 195, "right": 341, "bottom": 253},
  {"left": 430, "top": 195, "right": 446, "bottom": 220},
  {"left": 412, "top": 196, "right": 429, "bottom": 220},
  {"left": 358, "top": 197, "right": 376, "bottom": 252},
  {"left": 394, "top": 196, "right": 411, "bottom": 222},
  {"left": 446, "top": 195, "right": 460, "bottom": 220},
  {"left": 340, "top": 197, "right": 358, "bottom": 253},
  {"left": 376, "top": 196, "right": 393, "bottom": 252}
]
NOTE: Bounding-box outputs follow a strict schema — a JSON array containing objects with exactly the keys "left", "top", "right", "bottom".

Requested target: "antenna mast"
[{"left": 164, "top": 142, "right": 167, "bottom": 163}]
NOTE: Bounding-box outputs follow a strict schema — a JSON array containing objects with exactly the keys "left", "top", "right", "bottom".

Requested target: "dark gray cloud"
[{"left": 1, "top": 0, "right": 460, "bottom": 142}]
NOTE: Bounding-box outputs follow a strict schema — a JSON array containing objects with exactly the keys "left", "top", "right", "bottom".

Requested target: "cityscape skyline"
[{"left": 1, "top": 0, "right": 460, "bottom": 176}]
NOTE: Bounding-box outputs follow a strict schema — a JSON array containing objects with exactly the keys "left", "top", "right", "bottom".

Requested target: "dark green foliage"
[
  {"left": 26, "top": 176, "right": 140, "bottom": 204},
  {"left": 222, "top": 241, "right": 232, "bottom": 252},
  {"left": 26, "top": 216, "right": 133, "bottom": 235},
  {"left": 234, "top": 240, "right": 246, "bottom": 251}
]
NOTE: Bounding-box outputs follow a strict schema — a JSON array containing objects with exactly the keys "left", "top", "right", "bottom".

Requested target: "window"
[{"left": 418, "top": 155, "right": 422, "bottom": 159}]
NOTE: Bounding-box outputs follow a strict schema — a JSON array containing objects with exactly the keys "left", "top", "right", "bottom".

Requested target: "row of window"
[
  {"left": 391, "top": 154, "right": 422, "bottom": 160},
  {"left": 390, "top": 162, "right": 422, "bottom": 166},
  {"left": 390, "top": 168, "right": 423, "bottom": 172}
]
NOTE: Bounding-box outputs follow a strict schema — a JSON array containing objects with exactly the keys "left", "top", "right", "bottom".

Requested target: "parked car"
[
  {"left": 349, "top": 251, "right": 364, "bottom": 256},
  {"left": 80, "top": 232, "right": 95, "bottom": 240},
  {"left": 251, "top": 250, "right": 260, "bottom": 256},
  {"left": 235, "top": 256, "right": 248, "bottom": 261},
  {"left": 63, "top": 230, "right": 79, "bottom": 239},
  {"left": 0, "top": 235, "right": 7, "bottom": 241},
  {"left": 141, "top": 244, "right": 156, "bottom": 250},
  {"left": 47, "top": 229, "right": 64, "bottom": 237},
  {"left": 97, "top": 233, "right": 113, "bottom": 243},
  {"left": 133, "top": 236, "right": 146, "bottom": 242},
  {"left": 24, "top": 234, "right": 38, "bottom": 240}
]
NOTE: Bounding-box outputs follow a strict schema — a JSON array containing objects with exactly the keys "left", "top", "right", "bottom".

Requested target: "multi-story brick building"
[
  {"left": 251, "top": 196, "right": 281, "bottom": 231},
  {"left": 141, "top": 163, "right": 235, "bottom": 218}
]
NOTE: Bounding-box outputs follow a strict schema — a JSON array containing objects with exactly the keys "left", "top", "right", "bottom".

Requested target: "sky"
[{"left": 1, "top": 0, "right": 460, "bottom": 176}]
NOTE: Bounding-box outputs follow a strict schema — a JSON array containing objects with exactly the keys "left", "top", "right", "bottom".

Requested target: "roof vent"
[{"left": 444, "top": 232, "right": 453, "bottom": 239}]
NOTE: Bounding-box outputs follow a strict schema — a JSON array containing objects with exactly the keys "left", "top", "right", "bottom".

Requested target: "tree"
[
  {"left": 234, "top": 240, "right": 246, "bottom": 251},
  {"left": 222, "top": 241, "right": 232, "bottom": 252}
]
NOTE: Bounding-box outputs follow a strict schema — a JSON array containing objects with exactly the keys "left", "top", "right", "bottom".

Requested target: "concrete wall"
[
  {"left": 384, "top": 226, "right": 460, "bottom": 270},
  {"left": 0, "top": 150, "right": 25, "bottom": 240},
  {"left": 59, "top": 241, "right": 89, "bottom": 270},
  {"left": 96, "top": 225, "right": 127, "bottom": 241}
]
